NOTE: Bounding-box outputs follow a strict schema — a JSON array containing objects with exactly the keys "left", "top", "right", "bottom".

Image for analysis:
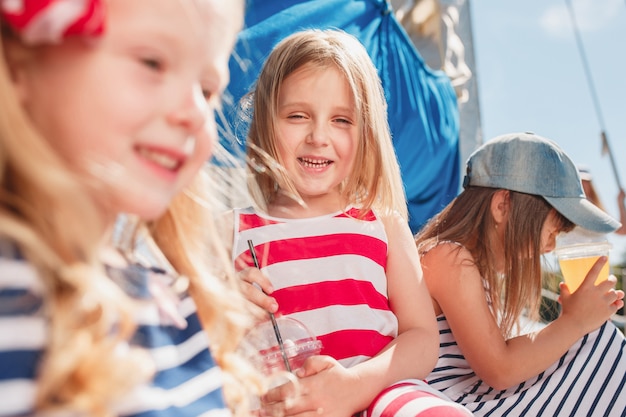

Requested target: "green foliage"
[{"left": 540, "top": 269, "right": 562, "bottom": 323}]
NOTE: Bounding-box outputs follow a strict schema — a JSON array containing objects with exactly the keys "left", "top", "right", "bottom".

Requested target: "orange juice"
[{"left": 558, "top": 255, "right": 610, "bottom": 292}]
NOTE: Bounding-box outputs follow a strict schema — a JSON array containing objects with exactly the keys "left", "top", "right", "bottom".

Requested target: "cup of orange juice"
[{"left": 554, "top": 229, "right": 611, "bottom": 293}]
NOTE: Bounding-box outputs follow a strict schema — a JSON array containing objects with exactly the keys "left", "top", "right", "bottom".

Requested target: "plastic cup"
[
  {"left": 244, "top": 316, "right": 322, "bottom": 376},
  {"left": 554, "top": 240, "right": 611, "bottom": 293}
]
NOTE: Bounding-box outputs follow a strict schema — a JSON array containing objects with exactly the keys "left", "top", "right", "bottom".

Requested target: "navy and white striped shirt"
[
  {"left": 0, "top": 254, "right": 231, "bottom": 417},
  {"left": 428, "top": 314, "right": 626, "bottom": 416}
]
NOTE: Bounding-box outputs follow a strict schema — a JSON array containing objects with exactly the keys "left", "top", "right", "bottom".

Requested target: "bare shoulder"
[
  {"left": 420, "top": 242, "right": 478, "bottom": 289},
  {"left": 378, "top": 211, "right": 413, "bottom": 244},
  {"left": 376, "top": 211, "right": 421, "bottom": 277},
  {"left": 421, "top": 240, "right": 473, "bottom": 266}
]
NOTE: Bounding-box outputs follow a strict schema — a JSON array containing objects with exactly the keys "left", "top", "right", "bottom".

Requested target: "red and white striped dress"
[{"left": 232, "top": 207, "right": 473, "bottom": 417}]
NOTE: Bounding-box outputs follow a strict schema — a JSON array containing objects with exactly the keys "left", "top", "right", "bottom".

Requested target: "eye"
[
  {"left": 334, "top": 117, "right": 352, "bottom": 124},
  {"left": 201, "top": 88, "right": 213, "bottom": 102},
  {"left": 141, "top": 57, "right": 163, "bottom": 72}
]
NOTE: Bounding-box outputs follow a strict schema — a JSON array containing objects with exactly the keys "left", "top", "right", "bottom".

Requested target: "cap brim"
[{"left": 544, "top": 196, "right": 621, "bottom": 234}]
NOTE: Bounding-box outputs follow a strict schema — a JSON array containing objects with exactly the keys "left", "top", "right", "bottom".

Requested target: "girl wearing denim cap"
[
  {"left": 415, "top": 132, "right": 626, "bottom": 416},
  {"left": 0, "top": 1, "right": 264, "bottom": 416}
]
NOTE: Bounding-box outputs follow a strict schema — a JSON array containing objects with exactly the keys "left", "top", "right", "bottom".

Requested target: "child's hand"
[
  {"left": 261, "top": 355, "right": 362, "bottom": 417},
  {"left": 237, "top": 267, "right": 278, "bottom": 314},
  {"left": 559, "top": 256, "right": 624, "bottom": 335}
]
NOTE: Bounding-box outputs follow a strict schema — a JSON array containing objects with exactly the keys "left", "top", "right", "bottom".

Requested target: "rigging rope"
[{"left": 564, "top": 0, "right": 623, "bottom": 190}]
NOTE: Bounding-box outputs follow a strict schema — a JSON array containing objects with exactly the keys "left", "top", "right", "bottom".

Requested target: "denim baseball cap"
[{"left": 463, "top": 132, "right": 620, "bottom": 234}]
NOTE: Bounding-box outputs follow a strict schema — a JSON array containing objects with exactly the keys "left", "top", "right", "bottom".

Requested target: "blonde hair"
[
  {"left": 0, "top": 27, "right": 152, "bottom": 417},
  {"left": 150, "top": 167, "right": 263, "bottom": 416},
  {"left": 416, "top": 187, "right": 574, "bottom": 338},
  {"left": 246, "top": 29, "right": 408, "bottom": 220}
]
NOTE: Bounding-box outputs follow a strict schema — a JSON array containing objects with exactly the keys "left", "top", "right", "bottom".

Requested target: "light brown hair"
[{"left": 416, "top": 187, "right": 574, "bottom": 338}]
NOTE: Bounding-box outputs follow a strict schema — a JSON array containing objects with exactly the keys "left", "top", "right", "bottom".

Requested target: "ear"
[{"left": 490, "top": 189, "right": 510, "bottom": 226}]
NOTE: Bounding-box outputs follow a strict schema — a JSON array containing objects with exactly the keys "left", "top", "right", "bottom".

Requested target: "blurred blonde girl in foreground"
[{"left": 0, "top": 1, "right": 262, "bottom": 416}]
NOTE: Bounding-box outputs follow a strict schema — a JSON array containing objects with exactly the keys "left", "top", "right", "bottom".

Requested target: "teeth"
[
  {"left": 300, "top": 157, "right": 330, "bottom": 168},
  {"left": 138, "top": 148, "right": 179, "bottom": 170}
]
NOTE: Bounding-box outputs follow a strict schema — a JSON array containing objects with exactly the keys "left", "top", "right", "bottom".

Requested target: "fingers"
[
  {"left": 295, "top": 355, "right": 334, "bottom": 378},
  {"left": 612, "top": 294, "right": 625, "bottom": 310},
  {"left": 602, "top": 289, "right": 624, "bottom": 314},
  {"left": 283, "top": 408, "right": 326, "bottom": 417},
  {"left": 261, "top": 382, "right": 323, "bottom": 417},
  {"left": 612, "top": 293, "right": 625, "bottom": 309},
  {"left": 593, "top": 276, "right": 625, "bottom": 313},
  {"left": 558, "top": 281, "right": 570, "bottom": 301},
  {"left": 580, "top": 256, "right": 608, "bottom": 288},
  {"left": 594, "top": 274, "right": 616, "bottom": 292},
  {"left": 262, "top": 378, "right": 301, "bottom": 415},
  {"left": 239, "top": 267, "right": 278, "bottom": 313},
  {"left": 240, "top": 267, "right": 274, "bottom": 293}
]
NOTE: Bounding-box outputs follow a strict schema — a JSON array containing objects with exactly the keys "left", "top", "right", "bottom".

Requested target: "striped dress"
[
  {"left": 233, "top": 207, "right": 473, "bottom": 417},
  {"left": 0, "top": 249, "right": 231, "bottom": 417},
  {"left": 428, "top": 314, "right": 626, "bottom": 416}
]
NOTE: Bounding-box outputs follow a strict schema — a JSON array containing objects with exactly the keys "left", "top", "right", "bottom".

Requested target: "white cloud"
[{"left": 540, "top": 0, "right": 622, "bottom": 37}]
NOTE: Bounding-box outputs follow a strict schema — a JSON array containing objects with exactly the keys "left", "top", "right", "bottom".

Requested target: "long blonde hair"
[
  {"left": 416, "top": 187, "right": 574, "bottom": 338},
  {"left": 0, "top": 26, "right": 152, "bottom": 417},
  {"left": 150, "top": 166, "right": 263, "bottom": 416},
  {"left": 246, "top": 29, "right": 407, "bottom": 220}
]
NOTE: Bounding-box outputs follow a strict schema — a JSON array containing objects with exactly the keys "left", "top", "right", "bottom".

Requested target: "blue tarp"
[{"left": 218, "top": 0, "right": 460, "bottom": 233}]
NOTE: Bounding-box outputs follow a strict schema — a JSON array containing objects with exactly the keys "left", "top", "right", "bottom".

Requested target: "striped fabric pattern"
[
  {"left": 0, "top": 255, "right": 231, "bottom": 417},
  {"left": 363, "top": 380, "right": 474, "bottom": 417},
  {"left": 428, "top": 315, "right": 626, "bottom": 416},
  {"left": 233, "top": 207, "right": 397, "bottom": 367},
  {"left": 233, "top": 208, "right": 474, "bottom": 417}
]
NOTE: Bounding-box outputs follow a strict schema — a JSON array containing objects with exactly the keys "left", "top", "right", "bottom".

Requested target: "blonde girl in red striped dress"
[{"left": 226, "top": 29, "right": 473, "bottom": 417}]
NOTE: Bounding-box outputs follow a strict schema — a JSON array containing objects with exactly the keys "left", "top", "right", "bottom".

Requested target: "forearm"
[
  {"left": 349, "top": 327, "right": 439, "bottom": 408},
  {"left": 478, "top": 315, "right": 587, "bottom": 389}
]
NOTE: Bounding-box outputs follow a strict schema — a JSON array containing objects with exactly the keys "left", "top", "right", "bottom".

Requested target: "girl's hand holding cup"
[{"left": 559, "top": 255, "right": 624, "bottom": 335}]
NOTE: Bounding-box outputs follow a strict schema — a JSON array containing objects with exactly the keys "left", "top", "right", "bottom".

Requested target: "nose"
[
  {"left": 168, "top": 83, "right": 210, "bottom": 134},
  {"left": 305, "top": 121, "right": 330, "bottom": 146}
]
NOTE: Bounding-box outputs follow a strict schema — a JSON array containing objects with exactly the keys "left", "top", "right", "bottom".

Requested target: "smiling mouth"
[
  {"left": 298, "top": 157, "right": 332, "bottom": 168},
  {"left": 137, "top": 147, "right": 182, "bottom": 171}
]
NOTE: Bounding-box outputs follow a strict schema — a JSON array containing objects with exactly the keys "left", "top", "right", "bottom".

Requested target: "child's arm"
[
  {"left": 270, "top": 213, "right": 440, "bottom": 416},
  {"left": 348, "top": 211, "right": 439, "bottom": 383},
  {"left": 421, "top": 242, "right": 624, "bottom": 390}
]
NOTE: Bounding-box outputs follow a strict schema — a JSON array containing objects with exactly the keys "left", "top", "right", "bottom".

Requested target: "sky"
[{"left": 468, "top": 0, "right": 626, "bottom": 262}]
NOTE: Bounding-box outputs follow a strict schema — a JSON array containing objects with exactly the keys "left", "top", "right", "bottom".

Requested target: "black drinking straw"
[{"left": 247, "top": 240, "right": 292, "bottom": 372}]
